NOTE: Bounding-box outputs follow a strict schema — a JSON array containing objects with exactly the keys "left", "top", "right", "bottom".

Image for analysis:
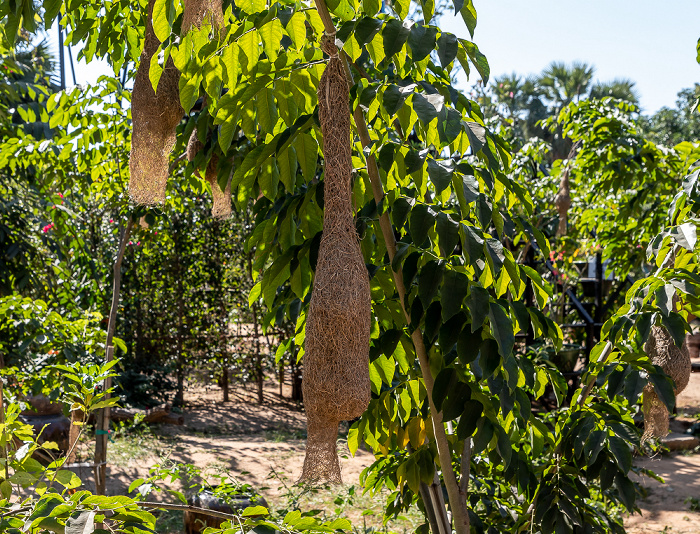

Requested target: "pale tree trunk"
[{"left": 95, "top": 219, "right": 133, "bottom": 495}]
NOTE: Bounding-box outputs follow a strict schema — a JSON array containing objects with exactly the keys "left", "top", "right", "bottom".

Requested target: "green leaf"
[
  {"left": 354, "top": 17, "right": 383, "bottom": 45},
  {"left": 419, "top": 261, "right": 444, "bottom": 307},
  {"left": 456, "top": 399, "right": 483, "bottom": 439},
  {"left": 242, "top": 506, "right": 269, "bottom": 517},
  {"left": 468, "top": 286, "right": 489, "bottom": 331},
  {"left": 260, "top": 19, "right": 283, "bottom": 61},
  {"left": 285, "top": 12, "right": 306, "bottom": 50},
  {"left": 489, "top": 301, "right": 514, "bottom": 358},
  {"left": 277, "top": 145, "right": 298, "bottom": 192},
  {"left": 436, "top": 212, "right": 459, "bottom": 257},
  {"left": 409, "top": 203, "right": 436, "bottom": 247},
  {"left": 427, "top": 159, "right": 454, "bottom": 194},
  {"left": 457, "top": 328, "right": 481, "bottom": 364},
  {"left": 478, "top": 338, "right": 500, "bottom": 378},
  {"left": 382, "top": 19, "right": 411, "bottom": 58},
  {"left": 608, "top": 436, "right": 632, "bottom": 473},
  {"left": 441, "top": 270, "right": 468, "bottom": 321},
  {"left": 432, "top": 368, "right": 456, "bottom": 411},
  {"left": 407, "top": 25, "right": 437, "bottom": 62},
  {"left": 459, "top": 0, "right": 477, "bottom": 37},
  {"left": 460, "top": 39, "right": 490, "bottom": 83},
  {"left": 152, "top": 0, "right": 175, "bottom": 42},
  {"left": 294, "top": 133, "right": 318, "bottom": 182},
  {"left": 235, "top": 0, "right": 266, "bottom": 14},
  {"left": 437, "top": 33, "right": 458, "bottom": 68},
  {"left": 648, "top": 370, "right": 676, "bottom": 413},
  {"left": 382, "top": 84, "right": 413, "bottom": 116},
  {"left": 66, "top": 511, "right": 96, "bottom": 534},
  {"left": 412, "top": 93, "right": 444, "bottom": 125}
]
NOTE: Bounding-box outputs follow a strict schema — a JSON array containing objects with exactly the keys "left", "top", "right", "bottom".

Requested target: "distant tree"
[{"left": 641, "top": 84, "right": 700, "bottom": 147}]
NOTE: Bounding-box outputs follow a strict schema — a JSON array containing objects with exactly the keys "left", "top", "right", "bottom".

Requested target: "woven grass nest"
[
  {"left": 186, "top": 129, "right": 231, "bottom": 219},
  {"left": 299, "top": 36, "right": 371, "bottom": 484},
  {"left": 129, "top": 0, "right": 224, "bottom": 205},
  {"left": 642, "top": 325, "right": 691, "bottom": 440},
  {"left": 128, "top": 0, "right": 184, "bottom": 205}
]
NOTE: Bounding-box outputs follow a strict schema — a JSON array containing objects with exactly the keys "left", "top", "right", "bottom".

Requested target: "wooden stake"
[{"left": 95, "top": 219, "right": 133, "bottom": 495}]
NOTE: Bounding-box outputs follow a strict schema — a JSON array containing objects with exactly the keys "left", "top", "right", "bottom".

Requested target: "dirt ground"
[
  {"left": 625, "top": 371, "right": 700, "bottom": 534},
  {"left": 70, "top": 370, "right": 700, "bottom": 533}
]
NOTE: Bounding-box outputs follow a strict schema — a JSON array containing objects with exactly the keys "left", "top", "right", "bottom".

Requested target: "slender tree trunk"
[
  {"left": 278, "top": 362, "right": 284, "bottom": 398},
  {"left": 67, "top": 408, "right": 85, "bottom": 463},
  {"left": 0, "top": 355, "right": 7, "bottom": 481},
  {"left": 95, "top": 219, "right": 133, "bottom": 495},
  {"left": 174, "top": 236, "right": 185, "bottom": 408},
  {"left": 222, "top": 354, "right": 229, "bottom": 403}
]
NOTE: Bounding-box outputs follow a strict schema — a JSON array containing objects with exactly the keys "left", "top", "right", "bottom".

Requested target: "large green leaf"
[
  {"left": 407, "top": 25, "right": 437, "bottom": 62},
  {"left": 488, "top": 301, "right": 514, "bottom": 358},
  {"left": 382, "top": 19, "right": 411, "bottom": 58},
  {"left": 418, "top": 260, "right": 444, "bottom": 306},
  {"left": 440, "top": 270, "right": 468, "bottom": 320}
]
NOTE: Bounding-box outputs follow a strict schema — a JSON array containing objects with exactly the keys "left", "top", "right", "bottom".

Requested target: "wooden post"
[
  {"left": 95, "top": 219, "right": 133, "bottom": 495},
  {"left": 309, "top": 4, "right": 469, "bottom": 533}
]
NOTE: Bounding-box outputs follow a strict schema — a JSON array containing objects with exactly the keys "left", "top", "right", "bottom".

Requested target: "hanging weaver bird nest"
[
  {"left": 186, "top": 129, "right": 231, "bottom": 219},
  {"left": 642, "top": 325, "right": 691, "bottom": 440},
  {"left": 182, "top": 0, "right": 223, "bottom": 34},
  {"left": 299, "top": 35, "right": 371, "bottom": 484},
  {"left": 128, "top": 0, "right": 184, "bottom": 205}
]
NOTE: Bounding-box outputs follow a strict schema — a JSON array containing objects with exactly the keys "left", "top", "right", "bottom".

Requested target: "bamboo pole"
[
  {"left": 309, "top": 3, "right": 469, "bottom": 532},
  {"left": 95, "top": 219, "right": 133, "bottom": 495}
]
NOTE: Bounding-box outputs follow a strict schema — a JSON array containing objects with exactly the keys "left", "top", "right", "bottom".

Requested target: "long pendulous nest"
[
  {"left": 299, "top": 36, "right": 371, "bottom": 484},
  {"left": 643, "top": 325, "right": 691, "bottom": 440},
  {"left": 128, "top": 0, "right": 184, "bottom": 205},
  {"left": 183, "top": 0, "right": 230, "bottom": 218}
]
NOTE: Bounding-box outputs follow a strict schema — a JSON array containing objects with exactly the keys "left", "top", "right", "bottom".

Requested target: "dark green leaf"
[
  {"left": 457, "top": 327, "right": 482, "bottom": 364},
  {"left": 418, "top": 260, "right": 444, "bottom": 306},
  {"left": 407, "top": 25, "right": 438, "bottom": 62},
  {"left": 409, "top": 203, "right": 436, "bottom": 247},
  {"left": 436, "top": 212, "right": 459, "bottom": 257},
  {"left": 383, "top": 19, "right": 411, "bottom": 57},
  {"left": 456, "top": 399, "right": 483, "bottom": 439},
  {"left": 437, "top": 33, "right": 458, "bottom": 68},
  {"left": 354, "top": 17, "right": 383, "bottom": 45},
  {"left": 468, "top": 286, "right": 489, "bottom": 331},
  {"left": 427, "top": 159, "right": 454, "bottom": 194},
  {"left": 440, "top": 270, "right": 469, "bottom": 320}
]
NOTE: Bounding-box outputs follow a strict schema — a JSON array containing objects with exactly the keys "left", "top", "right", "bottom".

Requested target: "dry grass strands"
[
  {"left": 128, "top": 0, "right": 184, "bottom": 205},
  {"left": 299, "top": 36, "right": 371, "bottom": 484},
  {"left": 182, "top": 0, "right": 224, "bottom": 33},
  {"left": 186, "top": 129, "right": 231, "bottom": 219},
  {"left": 642, "top": 325, "right": 691, "bottom": 440}
]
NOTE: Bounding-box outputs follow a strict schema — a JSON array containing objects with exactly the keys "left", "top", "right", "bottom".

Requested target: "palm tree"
[
  {"left": 589, "top": 78, "right": 639, "bottom": 104},
  {"left": 539, "top": 61, "right": 595, "bottom": 111}
]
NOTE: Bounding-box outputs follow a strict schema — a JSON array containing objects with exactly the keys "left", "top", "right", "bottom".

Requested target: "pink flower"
[
  {"left": 109, "top": 219, "right": 114, "bottom": 223},
  {"left": 509, "top": 92, "right": 514, "bottom": 98},
  {"left": 129, "top": 241, "right": 133, "bottom": 245},
  {"left": 137, "top": 241, "right": 141, "bottom": 246},
  {"left": 58, "top": 193, "right": 63, "bottom": 199},
  {"left": 154, "top": 232, "right": 157, "bottom": 235}
]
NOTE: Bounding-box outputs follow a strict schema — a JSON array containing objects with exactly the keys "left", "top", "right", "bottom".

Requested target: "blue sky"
[
  {"left": 441, "top": 0, "right": 700, "bottom": 113},
  {"left": 48, "top": 0, "right": 700, "bottom": 115}
]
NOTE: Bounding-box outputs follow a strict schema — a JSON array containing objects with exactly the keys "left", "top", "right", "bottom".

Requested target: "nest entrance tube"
[
  {"left": 299, "top": 36, "right": 371, "bottom": 484},
  {"left": 642, "top": 325, "right": 691, "bottom": 440},
  {"left": 128, "top": 0, "right": 184, "bottom": 205}
]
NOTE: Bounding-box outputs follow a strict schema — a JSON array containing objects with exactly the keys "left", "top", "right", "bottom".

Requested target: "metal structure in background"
[{"left": 56, "top": 14, "right": 76, "bottom": 90}]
